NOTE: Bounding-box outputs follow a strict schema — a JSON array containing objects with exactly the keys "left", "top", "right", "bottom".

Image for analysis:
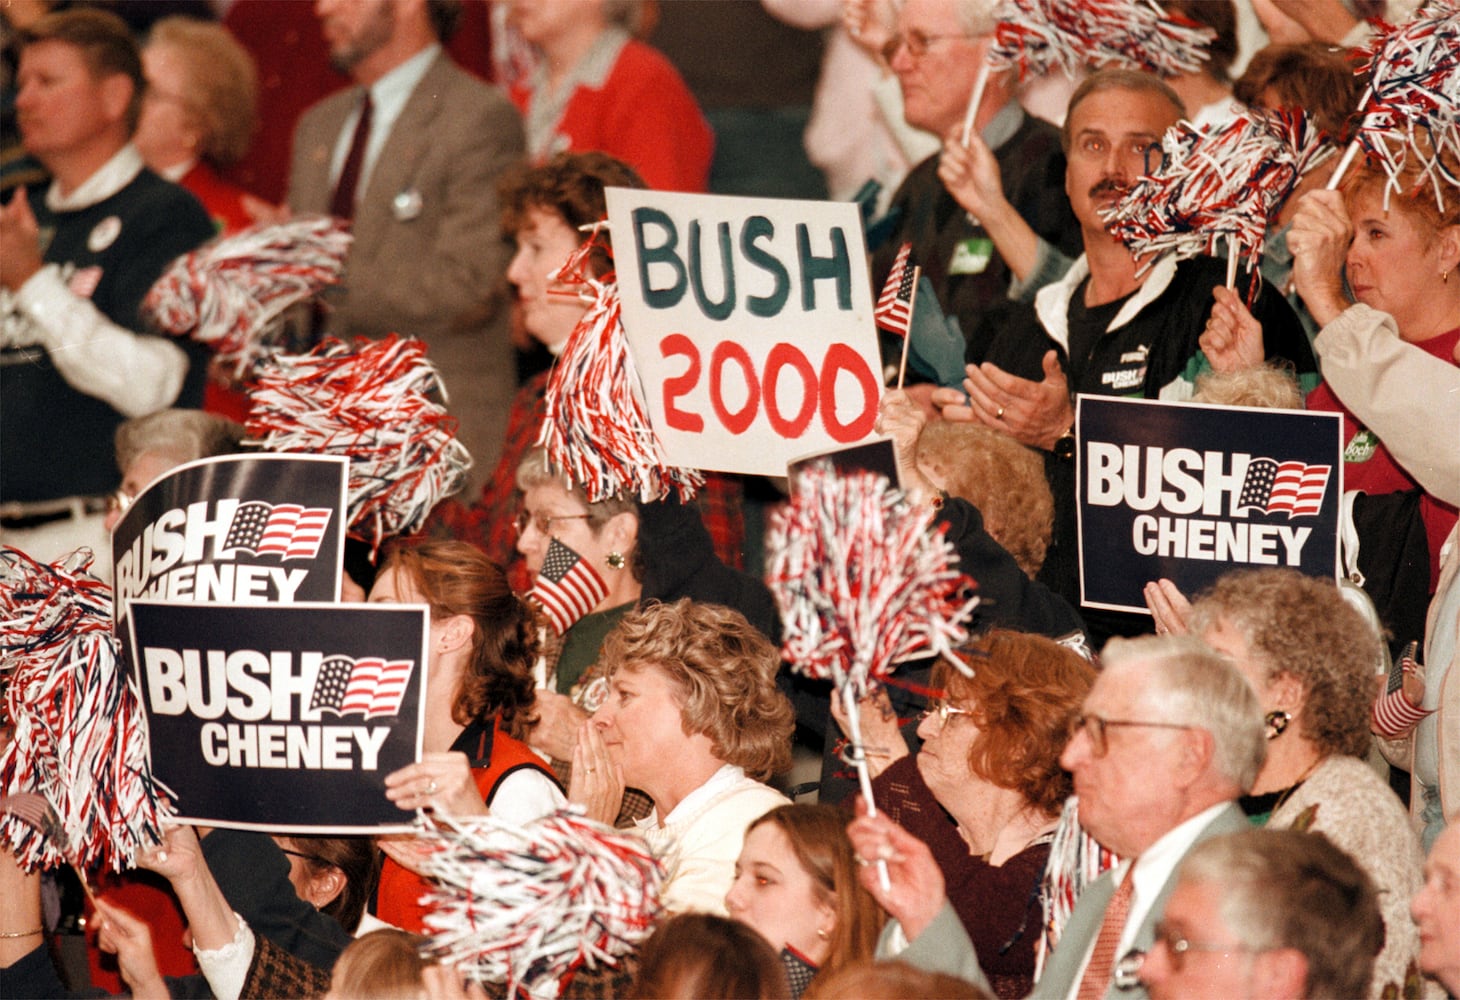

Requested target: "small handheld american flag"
[
  {"left": 874, "top": 243, "right": 916, "bottom": 338},
  {"left": 529, "top": 538, "right": 609, "bottom": 636}
]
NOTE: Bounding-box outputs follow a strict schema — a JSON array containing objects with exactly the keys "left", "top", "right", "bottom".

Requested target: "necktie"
[
  {"left": 330, "top": 92, "right": 373, "bottom": 220},
  {"left": 1076, "top": 867, "right": 1135, "bottom": 1000}
]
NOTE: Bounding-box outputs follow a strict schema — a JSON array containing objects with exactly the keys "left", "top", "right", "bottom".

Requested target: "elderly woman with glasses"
[
  {"left": 866, "top": 629, "right": 1095, "bottom": 998},
  {"left": 511, "top": 447, "right": 778, "bottom": 789}
]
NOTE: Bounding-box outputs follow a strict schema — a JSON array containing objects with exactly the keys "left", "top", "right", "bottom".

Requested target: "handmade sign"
[
  {"left": 608, "top": 188, "right": 881, "bottom": 477},
  {"left": 127, "top": 601, "right": 428, "bottom": 833},
  {"left": 111, "top": 453, "right": 347, "bottom": 640},
  {"left": 1077, "top": 397, "right": 1342, "bottom": 613}
]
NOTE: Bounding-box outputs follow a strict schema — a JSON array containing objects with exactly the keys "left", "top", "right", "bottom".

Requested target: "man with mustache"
[{"left": 933, "top": 70, "right": 1318, "bottom": 634}]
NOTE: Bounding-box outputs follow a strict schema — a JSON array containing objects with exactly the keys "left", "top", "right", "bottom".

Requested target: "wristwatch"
[{"left": 1052, "top": 426, "right": 1075, "bottom": 461}]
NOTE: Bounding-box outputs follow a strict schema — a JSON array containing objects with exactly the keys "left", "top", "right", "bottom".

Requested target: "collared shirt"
[
  {"left": 329, "top": 43, "right": 440, "bottom": 206},
  {"left": 521, "top": 25, "right": 630, "bottom": 159},
  {"left": 1062, "top": 801, "right": 1233, "bottom": 1000},
  {"left": 45, "top": 144, "right": 144, "bottom": 211}
]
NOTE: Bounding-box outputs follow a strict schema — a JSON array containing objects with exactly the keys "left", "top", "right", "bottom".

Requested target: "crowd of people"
[{"left": 2, "top": 0, "right": 1458, "bottom": 998}]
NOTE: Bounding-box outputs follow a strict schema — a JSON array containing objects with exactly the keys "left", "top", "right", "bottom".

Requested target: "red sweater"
[{"left": 511, "top": 39, "right": 713, "bottom": 193}]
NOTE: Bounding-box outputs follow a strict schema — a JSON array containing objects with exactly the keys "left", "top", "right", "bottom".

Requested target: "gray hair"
[
  {"left": 953, "top": 0, "right": 999, "bottom": 36},
  {"left": 1178, "top": 829, "right": 1383, "bottom": 1000},
  {"left": 513, "top": 447, "right": 637, "bottom": 530},
  {"left": 1187, "top": 569, "right": 1381, "bottom": 760},
  {"left": 1101, "top": 635, "right": 1266, "bottom": 793},
  {"left": 114, "top": 409, "right": 244, "bottom": 475},
  {"left": 1192, "top": 362, "right": 1303, "bottom": 410}
]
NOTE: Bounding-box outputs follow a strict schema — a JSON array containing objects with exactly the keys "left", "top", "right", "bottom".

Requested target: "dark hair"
[
  {"left": 937, "top": 631, "right": 1096, "bottom": 815},
  {"left": 632, "top": 913, "right": 789, "bottom": 999},
  {"left": 1234, "top": 43, "right": 1362, "bottom": 143},
  {"left": 1060, "top": 68, "right": 1185, "bottom": 153},
  {"left": 425, "top": 0, "right": 462, "bottom": 42},
  {"left": 1161, "top": 0, "right": 1237, "bottom": 82},
  {"left": 22, "top": 8, "right": 144, "bottom": 133},
  {"left": 378, "top": 540, "right": 539, "bottom": 740},
  {"left": 499, "top": 152, "right": 647, "bottom": 277},
  {"left": 276, "top": 834, "right": 379, "bottom": 933},
  {"left": 746, "top": 806, "right": 887, "bottom": 987}
]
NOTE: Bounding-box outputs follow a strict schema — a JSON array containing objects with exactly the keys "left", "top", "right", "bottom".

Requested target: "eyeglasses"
[
  {"left": 105, "top": 488, "right": 135, "bottom": 517},
  {"left": 512, "top": 510, "right": 591, "bottom": 537},
  {"left": 278, "top": 846, "right": 338, "bottom": 870},
  {"left": 919, "top": 702, "right": 974, "bottom": 729},
  {"left": 1068, "top": 713, "right": 1194, "bottom": 757},
  {"left": 1150, "top": 922, "right": 1264, "bottom": 971},
  {"left": 881, "top": 30, "right": 969, "bottom": 62}
]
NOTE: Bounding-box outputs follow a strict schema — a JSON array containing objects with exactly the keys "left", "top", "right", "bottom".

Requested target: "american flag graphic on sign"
[
  {"left": 309, "top": 656, "right": 414, "bottom": 719},
  {"left": 1236, "top": 459, "right": 1331, "bottom": 518},
  {"left": 223, "top": 502, "right": 332, "bottom": 560},
  {"left": 529, "top": 537, "right": 608, "bottom": 635},
  {"left": 874, "top": 242, "right": 916, "bottom": 338}
]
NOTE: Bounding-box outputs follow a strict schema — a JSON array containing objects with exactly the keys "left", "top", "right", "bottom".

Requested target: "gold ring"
[{"left": 996, "top": 406, "right": 1005, "bottom": 419}]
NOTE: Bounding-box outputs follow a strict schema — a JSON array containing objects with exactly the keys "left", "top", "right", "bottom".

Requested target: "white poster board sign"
[{"left": 608, "top": 188, "right": 882, "bottom": 477}]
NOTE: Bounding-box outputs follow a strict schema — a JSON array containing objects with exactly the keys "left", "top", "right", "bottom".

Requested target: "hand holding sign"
[{"left": 384, "top": 752, "right": 485, "bottom": 819}]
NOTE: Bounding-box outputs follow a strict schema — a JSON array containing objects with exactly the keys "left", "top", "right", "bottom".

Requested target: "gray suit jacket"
[
  {"left": 288, "top": 51, "right": 524, "bottom": 483},
  {"left": 1029, "top": 802, "right": 1250, "bottom": 1000}
]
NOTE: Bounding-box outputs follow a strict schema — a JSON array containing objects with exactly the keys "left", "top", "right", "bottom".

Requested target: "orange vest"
[{"left": 374, "top": 720, "right": 556, "bottom": 933}]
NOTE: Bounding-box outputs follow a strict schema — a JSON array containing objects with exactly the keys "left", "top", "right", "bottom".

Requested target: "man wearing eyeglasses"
[
  {"left": 1033, "top": 636, "right": 1264, "bottom": 1000},
  {"left": 868, "top": 0, "right": 1081, "bottom": 372},
  {"left": 856, "top": 635, "right": 1264, "bottom": 1000},
  {"left": 1138, "top": 828, "right": 1384, "bottom": 1000}
]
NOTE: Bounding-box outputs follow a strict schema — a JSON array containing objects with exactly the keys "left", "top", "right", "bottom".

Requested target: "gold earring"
[
  {"left": 816, "top": 927, "right": 829, "bottom": 941},
  {"left": 606, "top": 551, "right": 625, "bottom": 570}
]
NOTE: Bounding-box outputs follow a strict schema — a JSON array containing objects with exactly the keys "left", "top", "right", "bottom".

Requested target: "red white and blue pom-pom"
[
  {"left": 1103, "top": 110, "right": 1336, "bottom": 282},
  {"left": 990, "top": 0, "right": 1215, "bottom": 79},
  {"left": 0, "top": 547, "right": 174, "bottom": 873},
  {"left": 766, "top": 463, "right": 977, "bottom": 700},
  {"left": 245, "top": 334, "right": 471, "bottom": 551},
  {"left": 143, "top": 216, "right": 351, "bottom": 379},
  {"left": 538, "top": 228, "right": 703, "bottom": 504},
  {"left": 1347, "top": 0, "right": 1460, "bottom": 208},
  {"left": 419, "top": 808, "right": 662, "bottom": 999}
]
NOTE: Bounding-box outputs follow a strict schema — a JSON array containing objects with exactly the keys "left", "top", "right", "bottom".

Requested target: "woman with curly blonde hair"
[
  {"left": 370, "top": 539, "right": 564, "bottom": 932},
  {"left": 574, "top": 598, "right": 795, "bottom": 914}
]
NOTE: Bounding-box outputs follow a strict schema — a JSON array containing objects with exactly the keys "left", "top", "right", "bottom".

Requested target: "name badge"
[{"left": 949, "top": 236, "right": 993, "bottom": 275}]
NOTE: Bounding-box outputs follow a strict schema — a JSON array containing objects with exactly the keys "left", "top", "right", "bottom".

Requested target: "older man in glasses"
[
  {"left": 1139, "top": 828, "right": 1383, "bottom": 1000},
  {"left": 853, "top": 634, "right": 1264, "bottom": 1000},
  {"left": 868, "top": 0, "right": 1080, "bottom": 371}
]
